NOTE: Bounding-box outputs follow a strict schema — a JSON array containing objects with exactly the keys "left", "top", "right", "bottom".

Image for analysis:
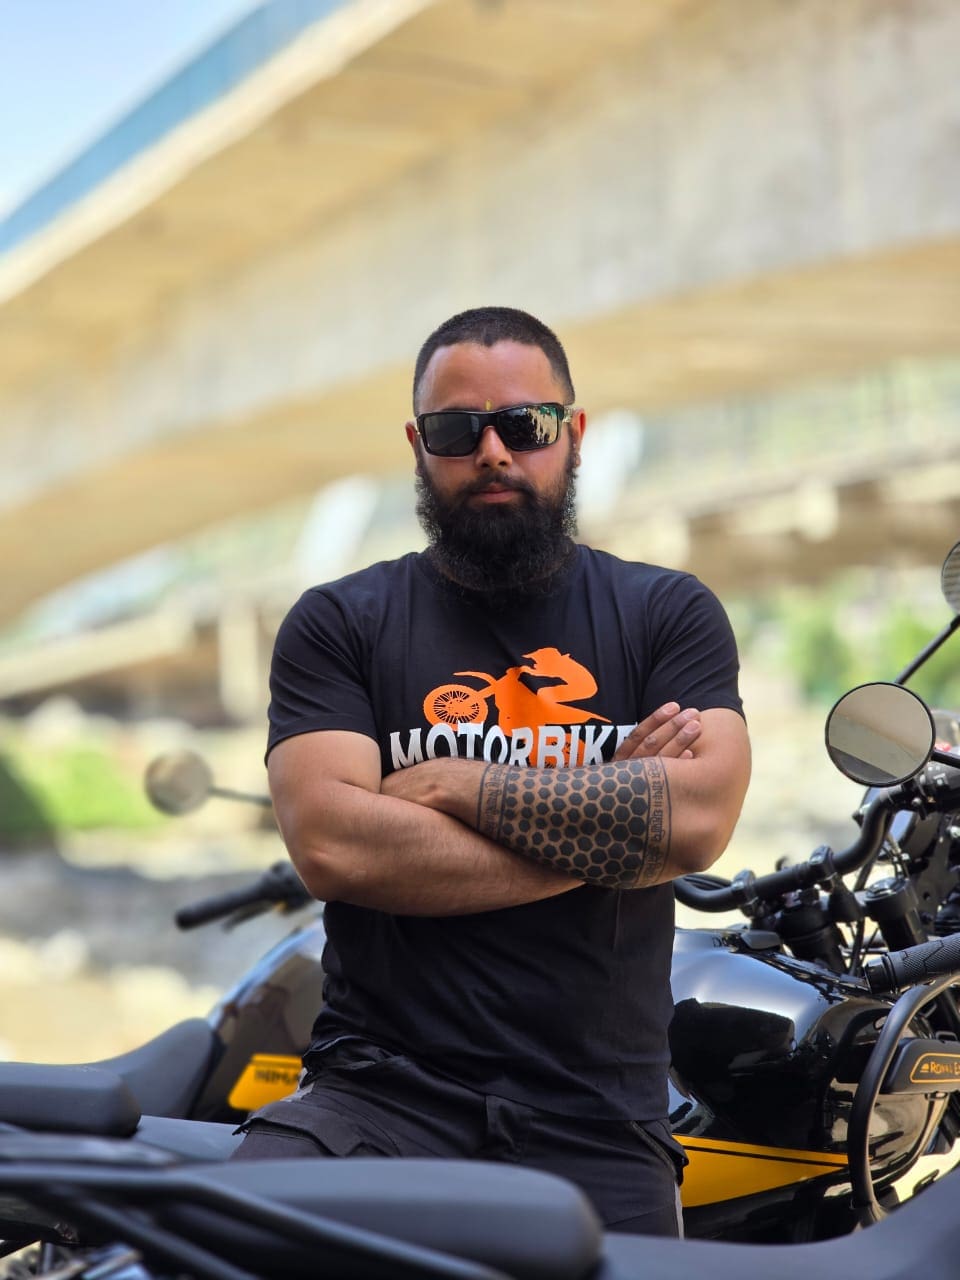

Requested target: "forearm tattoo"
[{"left": 476, "top": 758, "right": 672, "bottom": 889}]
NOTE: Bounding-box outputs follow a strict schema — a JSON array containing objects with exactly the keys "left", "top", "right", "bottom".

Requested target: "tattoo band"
[{"left": 476, "top": 758, "right": 672, "bottom": 889}]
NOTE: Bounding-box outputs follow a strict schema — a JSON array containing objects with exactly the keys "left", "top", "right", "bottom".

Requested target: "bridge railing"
[
  {"left": 0, "top": 0, "right": 346, "bottom": 255},
  {"left": 624, "top": 359, "right": 960, "bottom": 510}
]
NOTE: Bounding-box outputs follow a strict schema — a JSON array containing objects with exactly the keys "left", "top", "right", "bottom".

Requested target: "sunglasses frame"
[{"left": 414, "top": 402, "right": 575, "bottom": 458}]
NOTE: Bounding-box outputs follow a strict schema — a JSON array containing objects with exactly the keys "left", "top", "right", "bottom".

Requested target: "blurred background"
[{"left": 0, "top": 0, "right": 958, "bottom": 1061}]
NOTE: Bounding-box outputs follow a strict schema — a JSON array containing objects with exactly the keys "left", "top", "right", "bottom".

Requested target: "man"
[{"left": 234, "top": 307, "right": 751, "bottom": 1237}]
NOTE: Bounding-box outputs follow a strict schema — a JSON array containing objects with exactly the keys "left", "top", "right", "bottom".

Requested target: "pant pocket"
[
  {"left": 628, "top": 1121, "right": 686, "bottom": 1184},
  {"left": 236, "top": 1091, "right": 401, "bottom": 1158}
]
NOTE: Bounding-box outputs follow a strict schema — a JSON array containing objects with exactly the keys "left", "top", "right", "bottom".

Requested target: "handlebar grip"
[
  {"left": 676, "top": 794, "right": 896, "bottom": 915},
  {"left": 674, "top": 874, "right": 737, "bottom": 912},
  {"left": 864, "top": 933, "right": 960, "bottom": 994},
  {"left": 174, "top": 882, "right": 273, "bottom": 929}
]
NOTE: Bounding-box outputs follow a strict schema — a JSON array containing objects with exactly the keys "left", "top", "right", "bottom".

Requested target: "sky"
[{"left": 0, "top": 0, "right": 265, "bottom": 217}]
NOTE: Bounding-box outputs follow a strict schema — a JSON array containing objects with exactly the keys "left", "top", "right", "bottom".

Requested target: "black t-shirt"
[{"left": 267, "top": 546, "right": 743, "bottom": 1121}]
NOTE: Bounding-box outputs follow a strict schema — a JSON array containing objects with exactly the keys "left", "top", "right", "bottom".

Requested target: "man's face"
[
  {"left": 405, "top": 341, "right": 587, "bottom": 595},
  {"left": 407, "top": 340, "right": 584, "bottom": 511}
]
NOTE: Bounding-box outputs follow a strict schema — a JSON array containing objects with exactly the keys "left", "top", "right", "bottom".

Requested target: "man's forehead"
[{"left": 418, "top": 340, "right": 561, "bottom": 409}]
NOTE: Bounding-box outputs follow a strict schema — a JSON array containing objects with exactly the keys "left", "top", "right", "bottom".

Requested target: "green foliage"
[
  {"left": 0, "top": 744, "right": 162, "bottom": 842},
  {"left": 779, "top": 591, "right": 856, "bottom": 705},
  {"left": 0, "top": 754, "right": 57, "bottom": 842},
  {"left": 876, "top": 607, "right": 960, "bottom": 711},
  {"left": 746, "top": 578, "right": 960, "bottom": 712}
]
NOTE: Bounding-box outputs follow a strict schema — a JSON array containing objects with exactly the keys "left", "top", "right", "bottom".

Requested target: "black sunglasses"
[{"left": 414, "top": 402, "right": 573, "bottom": 457}]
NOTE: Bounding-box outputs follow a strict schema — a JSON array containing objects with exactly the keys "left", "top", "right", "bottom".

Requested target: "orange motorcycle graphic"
[{"left": 423, "top": 647, "right": 608, "bottom": 764}]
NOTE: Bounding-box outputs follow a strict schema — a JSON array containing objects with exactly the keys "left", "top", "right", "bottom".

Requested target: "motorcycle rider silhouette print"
[
  {"left": 421, "top": 647, "right": 611, "bottom": 767},
  {"left": 234, "top": 305, "right": 751, "bottom": 1238}
]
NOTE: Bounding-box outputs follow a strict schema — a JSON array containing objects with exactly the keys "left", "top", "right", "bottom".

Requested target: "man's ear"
[
  {"left": 406, "top": 422, "right": 426, "bottom": 474},
  {"left": 569, "top": 408, "right": 586, "bottom": 455}
]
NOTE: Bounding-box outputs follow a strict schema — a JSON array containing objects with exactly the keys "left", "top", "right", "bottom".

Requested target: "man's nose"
[{"left": 474, "top": 424, "right": 511, "bottom": 467}]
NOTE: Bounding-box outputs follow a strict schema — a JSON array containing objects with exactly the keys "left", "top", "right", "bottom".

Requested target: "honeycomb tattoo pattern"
[{"left": 476, "top": 758, "right": 671, "bottom": 889}]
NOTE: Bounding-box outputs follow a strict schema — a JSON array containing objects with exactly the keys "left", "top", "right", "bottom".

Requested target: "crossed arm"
[{"left": 268, "top": 702, "right": 750, "bottom": 915}]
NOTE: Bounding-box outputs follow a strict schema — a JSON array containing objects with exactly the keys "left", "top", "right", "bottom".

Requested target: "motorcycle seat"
[
  {"left": 0, "top": 1020, "right": 217, "bottom": 1136},
  {"left": 594, "top": 1162, "right": 960, "bottom": 1279},
  {"left": 0, "top": 1063, "right": 139, "bottom": 1136},
  {"left": 135, "top": 1113, "right": 242, "bottom": 1161},
  {"left": 82, "top": 1017, "right": 218, "bottom": 1119},
  {"left": 157, "top": 1156, "right": 602, "bottom": 1280}
]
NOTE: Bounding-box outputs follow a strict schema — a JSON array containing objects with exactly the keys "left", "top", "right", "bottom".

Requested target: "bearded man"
[{"left": 234, "top": 306, "right": 751, "bottom": 1238}]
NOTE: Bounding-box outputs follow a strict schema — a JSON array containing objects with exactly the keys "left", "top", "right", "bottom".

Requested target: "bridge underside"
[{"left": 2, "top": 0, "right": 959, "bottom": 622}]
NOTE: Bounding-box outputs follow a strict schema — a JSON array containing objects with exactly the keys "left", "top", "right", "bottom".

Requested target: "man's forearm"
[
  {"left": 278, "top": 778, "right": 582, "bottom": 916},
  {"left": 477, "top": 757, "right": 672, "bottom": 888},
  {"left": 385, "top": 710, "right": 749, "bottom": 889}
]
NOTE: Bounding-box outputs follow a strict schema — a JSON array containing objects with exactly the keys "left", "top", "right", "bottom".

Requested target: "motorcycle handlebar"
[
  {"left": 174, "top": 861, "right": 311, "bottom": 929},
  {"left": 675, "top": 792, "right": 896, "bottom": 914},
  {"left": 864, "top": 933, "right": 960, "bottom": 994}
]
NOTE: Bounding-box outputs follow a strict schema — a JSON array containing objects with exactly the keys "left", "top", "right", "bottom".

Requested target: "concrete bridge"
[{"left": 2, "top": 0, "right": 960, "bottom": 627}]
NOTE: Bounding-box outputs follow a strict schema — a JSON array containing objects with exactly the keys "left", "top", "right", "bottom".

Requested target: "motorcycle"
[
  {"left": 669, "top": 537, "right": 960, "bottom": 1240},
  {"left": 1, "top": 540, "right": 959, "bottom": 1258}
]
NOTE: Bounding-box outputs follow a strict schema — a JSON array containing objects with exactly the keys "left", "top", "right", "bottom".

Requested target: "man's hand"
[{"left": 614, "top": 703, "right": 701, "bottom": 761}]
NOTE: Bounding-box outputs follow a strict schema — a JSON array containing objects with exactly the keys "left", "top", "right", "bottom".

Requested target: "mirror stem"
[
  {"left": 894, "top": 615, "right": 960, "bottom": 686},
  {"left": 208, "top": 785, "right": 273, "bottom": 808}
]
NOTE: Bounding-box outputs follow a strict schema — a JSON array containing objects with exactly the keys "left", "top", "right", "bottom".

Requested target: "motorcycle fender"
[{"left": 228, "top": 1054, "right": 303, "bottom": 1111}]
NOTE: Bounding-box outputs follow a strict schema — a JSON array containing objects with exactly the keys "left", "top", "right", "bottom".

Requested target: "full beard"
[{"left": 415, "top": 442, "right": 578, "bottom": 604}]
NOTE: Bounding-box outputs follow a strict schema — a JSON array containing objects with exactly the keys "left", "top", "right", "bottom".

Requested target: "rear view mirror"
[
  {"left": 825, "top": 683, "right": 934, "bottom": 787},
  {"left": 144, "top": 750, "right": 214, "bottom": 814},
  {"left": 941, "top": 540, "right": 960, "bottom": 615}
]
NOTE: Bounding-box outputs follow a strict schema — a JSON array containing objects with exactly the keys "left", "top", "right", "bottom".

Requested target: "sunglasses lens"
[
  {"left": 497, "top": 405, "right": 562, "bottom": 451},
  {"left": 420, "top": 412, "right": 482, "bottom": 457}
]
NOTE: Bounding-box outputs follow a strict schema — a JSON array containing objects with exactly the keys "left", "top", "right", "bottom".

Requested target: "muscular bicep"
[
  {"left": 268, "top": 729, "right": 381, "bottom": 798},
  {"left": 681, "top": 706, "right": 751, "bottom": 857},
  {"left": 267, "top": 730, "right": 381, "bottom": 873}
]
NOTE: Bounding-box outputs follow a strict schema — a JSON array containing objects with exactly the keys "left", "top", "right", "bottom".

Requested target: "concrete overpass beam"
[{"left": 2, "top": 0, "right": 960, "bottom": 617}]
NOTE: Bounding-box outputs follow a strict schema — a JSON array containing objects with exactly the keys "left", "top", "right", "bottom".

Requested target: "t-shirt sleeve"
[
  {"left": 640, "top": 574, "right": 744, "bottom": 721},
  {"left": 266, "top": 589, "right": 378, "bottom": 759}
]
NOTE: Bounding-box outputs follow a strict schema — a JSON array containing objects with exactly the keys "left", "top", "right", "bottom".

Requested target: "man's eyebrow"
[
  {"left": 426, "top": 401, "right": 539, "bottom": 413},
  {"left": 425, "top": 403, "right": 488, "bottom": 413}
]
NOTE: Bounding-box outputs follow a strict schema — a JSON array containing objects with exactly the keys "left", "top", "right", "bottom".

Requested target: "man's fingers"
[
  {"left": 614, "top": 705, "right": 701, "bottom": 760},
  {"left": 616, "top": 702, "right": 680, "bottom": 753},
  {"left": 658, "top": 721, "right": 701, "bottom": 758}
]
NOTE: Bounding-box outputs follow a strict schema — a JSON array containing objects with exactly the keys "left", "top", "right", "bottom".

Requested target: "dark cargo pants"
[{"left": 232, "top": 1040, "right": 685, "bottom": 1237}]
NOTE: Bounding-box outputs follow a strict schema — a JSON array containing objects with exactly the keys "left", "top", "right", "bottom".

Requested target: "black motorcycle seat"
[
  {"left": 0, "top": 1063, "right": 139, "bottom": 1136},
  {"left": 158, "top": 1157, "right": 602, "bottom": 1280},
  {"left": 135, "top": 1113, "right": 242, "bottom": 1161},
  {"left": 0, "top": 1020, "right": 217, "bottom": 1137},
  {"left": 84, "top": 1017, "right": 217, "bottom": 1119},
  {"left": 162, "top": 1156, "right": 960, "bottom": 1280},
  {"left": 595, "top": 1165, "right": 960, "bottom": 1280}
]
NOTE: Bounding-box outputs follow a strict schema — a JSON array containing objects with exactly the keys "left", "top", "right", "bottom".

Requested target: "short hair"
[{"left": 412, "top": 306, "right": 575, "bottom": 411}]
